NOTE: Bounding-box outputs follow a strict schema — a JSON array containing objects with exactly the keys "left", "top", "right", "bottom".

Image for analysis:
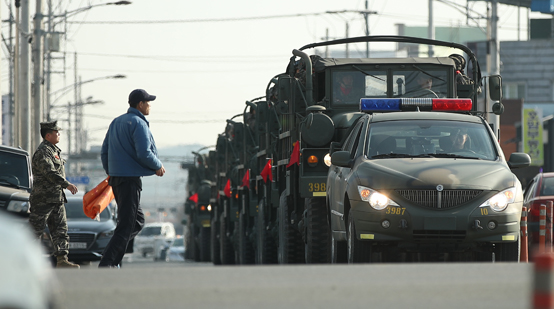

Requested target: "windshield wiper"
[
  {"left": 0, "top": 180, "right": 21, "bottom": 189},
  {"left": 371, "top": 153, "right": 411, "bottom": 159},
  {"left": 433, "top": 153, "right": 482, "bottom": 160}
]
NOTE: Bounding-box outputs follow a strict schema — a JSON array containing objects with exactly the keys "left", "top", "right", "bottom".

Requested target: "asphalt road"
[{"left": 53, "top": 255, "right": 534, "bottom": 309}]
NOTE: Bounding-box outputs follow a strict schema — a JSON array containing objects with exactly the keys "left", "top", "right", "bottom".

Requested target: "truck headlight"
[
  {"left": 7, "top": 200, "right": 30, "bottom": 213},
  {"left": 324, "top": 153, "right": 332, "bottom": 167},
  {"left": 358, "top": 186, "right": 399, "bottom": 210},
  {"left": 479, "top": 187, "right": 516, "bottom": 212}
]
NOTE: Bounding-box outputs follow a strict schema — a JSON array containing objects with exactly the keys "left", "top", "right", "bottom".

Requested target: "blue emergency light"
[{"left": 360, "top": 98, "right": 472, "bottom": 113}]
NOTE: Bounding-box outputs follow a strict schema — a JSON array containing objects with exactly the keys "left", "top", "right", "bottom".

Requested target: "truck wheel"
[
  {"left": 495, "top": 236, "right": 520, "bottom": 262},
  {"left": 278, "top": 192, "right": 304, "bottom": 264},
  {"left": 220, "top": 213, "right": 235, "bottom": 264},
  {"left": 347, "top": 209, "right": 371, "bottom": 263},
  {"left": 199, "top": 227, "right": 211, "bottom": 262},
  {"left": 211, "top": 216, "right": 221, "bottom": 265},
  {"left": 305, "top": 197, "right": 331, "bottom": 263},
  {"left": 256, "top": 199, "right": 277, "bottom": 264},
  {"left": 238, "top": 210, "right": 255, "bottom": 264}
]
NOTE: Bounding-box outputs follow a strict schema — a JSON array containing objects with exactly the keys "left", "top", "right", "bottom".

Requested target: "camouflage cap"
[{"left": 40, "top": 120, "right": 62, "bottom": 131}]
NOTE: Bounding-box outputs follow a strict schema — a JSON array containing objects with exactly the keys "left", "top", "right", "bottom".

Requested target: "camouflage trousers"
[{"left": 29, "top": 202, "right": 69, "bottom": 257}]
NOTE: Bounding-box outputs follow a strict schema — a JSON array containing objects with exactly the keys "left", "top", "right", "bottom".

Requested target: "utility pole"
[
  {"left": 14, "top": 0, "right": 20, "bottom": 147},
  {"left": 364, "top": 0, "right": 370, "bottom": 58},
  {"left": 19, "top": 0, "right": 31, "bottom": 152},
  {"left": 428, "top": 0, "right": 435, "bottom": 57},
  {"left": 487, "top": 0, "right": 500, "bottom": 139},
  {"left": 6, "top": 1, "right": 14, "bottom": 146},
  {"left": 32, "top": 0, "right": 44, "bottom": 151},
  {"left": 345, "top": 22, "right": 349, "bottom": 58}
]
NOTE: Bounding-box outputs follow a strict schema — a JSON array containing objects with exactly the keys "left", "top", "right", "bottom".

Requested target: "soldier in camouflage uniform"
[{"left": 29, "top": 120, "right": 80, "bottom": 268}]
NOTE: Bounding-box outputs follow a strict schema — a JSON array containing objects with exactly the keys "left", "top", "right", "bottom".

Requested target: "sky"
[{"left": 1, "top": 0, "right": 551, "bottom": 151}]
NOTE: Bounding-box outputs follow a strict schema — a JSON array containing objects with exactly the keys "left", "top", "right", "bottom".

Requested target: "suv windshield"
[
  {"left": 366, "top": 120, "right": 497, "bottom": 160},
  {"left": 140, "top": 226, "right": 162, "bottom": 236},
  {"left": 0, "top": 151, "right": 30, "bottom": 188},
  {"left": 65, "top": 199, "right": 111, "bottom": 221}
]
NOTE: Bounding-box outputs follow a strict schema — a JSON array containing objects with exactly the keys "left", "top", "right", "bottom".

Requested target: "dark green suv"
[
  {"left": 0, "top": 145, "right": 32, "bottom": 217},
  {"left": 327, "top": 99, "right": 531, "bottom": 263}
]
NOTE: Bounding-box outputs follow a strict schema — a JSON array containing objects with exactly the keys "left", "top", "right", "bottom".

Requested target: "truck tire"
[
  {"left": 495, "top": 236, "right": 520, "bottom": 262},
  {"left": 220, "top": 213, "right": 235, "bottom": 264},
  {"left": 305, "top": 197, "right": 331, "bottom": 263},
  {"left": 238, "top": 209, "right": 255, "bottom": 264},
  {"left": 199, "top": 227, "right": 211, "bottom": 262},
  {"left": 211, "top": 216, "right": 221, "bottom": 265},
  {"left": 347, "top": 209, "right": 371, "bottom": 263},
  {"left": 256, "top": 199, "right": 277, "bottom": 264},
  {"left": 278, "top": 192, "right": 304, "bottom": 264}
]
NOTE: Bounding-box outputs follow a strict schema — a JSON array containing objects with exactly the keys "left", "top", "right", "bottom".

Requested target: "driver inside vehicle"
[
  {"left": 406, "top": 72, "right": 439, "bottom": 98},
  {"left": 440, "top": 129, "right": 470, "bottom": 152}
]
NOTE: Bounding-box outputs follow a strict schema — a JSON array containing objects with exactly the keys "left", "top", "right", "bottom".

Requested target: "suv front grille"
[
  {"left": 0, "top": 200, "right": 6, "bottom": 208},
  {"left": 68, "top": 232, "right": 96, "bottom": 245},
  {"left": 396, "top": 189, "right": 483, "bottom": 209}
]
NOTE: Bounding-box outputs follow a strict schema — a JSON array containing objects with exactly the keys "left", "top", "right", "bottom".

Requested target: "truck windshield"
[
  {"left": 0, "top": 151, "right": 30, "bottom": 188},
  {"left": 366, "top": 120, "right": 497, "bottom": 161},
  {"left": 332, "top": 70, "right": 387, "bottom": 105},
  {"left": 394, "top": 69, "right": 449, "bottom": 98}
]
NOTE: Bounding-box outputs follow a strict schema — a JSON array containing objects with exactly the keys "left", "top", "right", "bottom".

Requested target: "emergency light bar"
[{"left": 360, "top": 98, "right": 472, "bottom": 113}]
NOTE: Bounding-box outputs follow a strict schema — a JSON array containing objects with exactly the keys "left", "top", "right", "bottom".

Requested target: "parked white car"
[
  {"left": 134, "top": 222, "right": 175, "bottom": 258},
  {"left": 165, "top": 237, "right": 185, "bottom": 262}
]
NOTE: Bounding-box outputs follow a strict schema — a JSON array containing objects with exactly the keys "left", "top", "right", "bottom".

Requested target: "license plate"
[{"left": 69, "top": 242, "right": 87, "bottom": 249}]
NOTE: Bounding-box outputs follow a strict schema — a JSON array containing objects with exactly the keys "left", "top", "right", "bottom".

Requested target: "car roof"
[
  {"left": 369, "top": 111, "right": 484, "bottom": 123},
  {"left": 0, "top": 145, "right": 29, "bottom": 156}
]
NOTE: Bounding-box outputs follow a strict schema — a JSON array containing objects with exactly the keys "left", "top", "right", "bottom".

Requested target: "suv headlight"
[
  {"left": 7, "top": 200, "right": 30, "bottom": 213},
  {"left": 358, "top": 186, "right": 399, "bottom": 210},
  {"left": 479, "top": 187, "right": 516, "bottom": 212},
  {"left": 99, "top": 229, "right": 115, "bottom": 238}
]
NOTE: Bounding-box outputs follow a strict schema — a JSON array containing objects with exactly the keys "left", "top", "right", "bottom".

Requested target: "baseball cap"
[{"left": 128, "top": 89, "right": 156, "bottom": 105}]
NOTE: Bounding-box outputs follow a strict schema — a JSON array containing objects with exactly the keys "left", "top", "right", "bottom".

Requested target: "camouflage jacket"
[{"left": 30, "top": 140, "right": 70, "bottom": 205}]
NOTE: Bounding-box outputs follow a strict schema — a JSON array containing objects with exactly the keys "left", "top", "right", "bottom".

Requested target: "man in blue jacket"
[{"left": 99, "top": 89, "right": 166, "bottom": 268}]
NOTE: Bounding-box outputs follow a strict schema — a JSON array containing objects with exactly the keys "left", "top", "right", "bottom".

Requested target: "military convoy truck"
[
  {"left": 183, "top": 148, "right": 216, "bottom": 262},
  {"left": 197, "top": 35, "right": 527, "bottom": 264}
]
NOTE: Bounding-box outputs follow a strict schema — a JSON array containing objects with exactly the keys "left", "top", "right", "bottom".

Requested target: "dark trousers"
[{"left": 99, "top": 177, "right": 144, "bottom": 267}]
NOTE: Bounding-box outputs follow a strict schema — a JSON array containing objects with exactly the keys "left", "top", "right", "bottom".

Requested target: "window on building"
[{"left": 503, "top": 82, "right": 526, "bottom": 99}]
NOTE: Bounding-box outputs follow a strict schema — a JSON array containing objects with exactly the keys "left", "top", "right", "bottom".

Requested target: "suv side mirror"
[
  {"left": 489, "top": 75, "right": 502, "bottom": 101},
  {"left": 507, "top": 152, "right": 531, "bottom": 169},
  {"left": 331, "top": 151, "right": 352, "bottom": 168}
]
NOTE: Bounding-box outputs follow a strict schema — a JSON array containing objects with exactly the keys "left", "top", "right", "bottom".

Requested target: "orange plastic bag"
[{"left": 83, "top": 177, "right": 115, "bottom": 220}]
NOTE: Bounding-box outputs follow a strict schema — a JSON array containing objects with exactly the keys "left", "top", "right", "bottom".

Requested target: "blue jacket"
[{"left": 101, "top": 107, "right": 162, "bottom": 177}]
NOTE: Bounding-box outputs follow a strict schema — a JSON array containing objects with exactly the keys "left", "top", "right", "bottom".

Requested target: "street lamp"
[
  {"left": 49, "top": 74, "right": 126, "bottom": 154},
  {"left": 49, "top": 74, "right": 126, "bottom": 109}
]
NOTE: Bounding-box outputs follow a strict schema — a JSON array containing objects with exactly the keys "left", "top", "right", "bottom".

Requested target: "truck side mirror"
[{"left": 489, "top": 75, "right": 502, "bottom": 101}]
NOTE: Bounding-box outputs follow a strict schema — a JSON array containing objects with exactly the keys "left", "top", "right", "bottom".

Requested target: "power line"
[{"left": 66, "top": 11, "right": 333, "bottom": 24}]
